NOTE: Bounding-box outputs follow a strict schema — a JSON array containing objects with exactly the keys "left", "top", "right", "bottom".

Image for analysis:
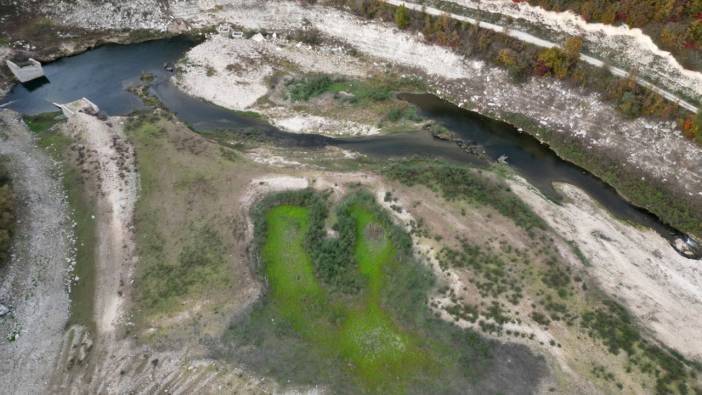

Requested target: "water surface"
[{"left": 1, "top": 37, "right": 695, "bottom": 256}]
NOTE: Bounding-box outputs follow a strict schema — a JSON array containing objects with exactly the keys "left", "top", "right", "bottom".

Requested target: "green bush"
[
  {"left": 382, "top": 160, "right": 546, "bottom": 232},
  {"left": 383, "top": 105, "right": 421, "bottom": 123},
  {"left": 395, "top": 4, "right": 411, "bottom": 29},
  {"left": 287, "top": 74, "right": 335, "bottom": 101}
]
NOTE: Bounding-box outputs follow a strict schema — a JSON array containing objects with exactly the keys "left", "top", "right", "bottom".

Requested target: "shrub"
[
  {"left": 287, "top": 74, "right": 335, "bottom": 101},
  {"left": 395, "top": 4, "right": 410, "bottom": 29},
  {"left": 0, "top": 165, "right": 15, "bottom": 268},
  {"left": 382, "top": 160, "right": 546, "bottom": 231}
]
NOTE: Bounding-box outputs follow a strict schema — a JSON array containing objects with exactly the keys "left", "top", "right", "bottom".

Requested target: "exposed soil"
[
  {"left": 0, "top": 110, "right": 74, "bottom": 395},
  {"left": 510, "top": 178, "right": 702, "bottom": 360}
]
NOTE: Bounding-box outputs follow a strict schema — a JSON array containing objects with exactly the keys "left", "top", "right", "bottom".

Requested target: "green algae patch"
[
  {"left": 258, "top": 200, "right": 428, "bottom": 392},
  {"left": 226, "top": 189, "right": 546, "bottom": 394}
]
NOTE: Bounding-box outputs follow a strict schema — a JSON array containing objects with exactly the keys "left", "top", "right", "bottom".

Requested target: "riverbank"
[
  {"left": 176, "top": 1, "right": 702, "bottom": 239},
  {"left": 4, "top": 0, "right": 701, "bottom": 238},
  {"left": 2, "top": 2, "right": 702, "bottom": 393}
]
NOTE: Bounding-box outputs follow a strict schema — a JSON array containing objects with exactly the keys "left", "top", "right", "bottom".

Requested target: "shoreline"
[
  {"left": 3, "top": 31, "right": 701, "bottom": 246},
  {"left": 1, "top": 1, "right": 701, "bottom": 241}
]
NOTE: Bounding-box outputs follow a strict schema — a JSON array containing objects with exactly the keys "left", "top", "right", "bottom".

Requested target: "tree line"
[
  {"left": 334, "top": 0, "right": 702, "bottom": 145},
  {"left": 526, "top": 0, "right": 702, "bottom": 71}
]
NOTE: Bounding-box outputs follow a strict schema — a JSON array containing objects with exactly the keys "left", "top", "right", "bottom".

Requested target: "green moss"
[
  {"left": 253, "top": 197, "right": 428, "bottom": 393},
  {"left": 226, "top": 190, "right": 535, "bottom": 394}
]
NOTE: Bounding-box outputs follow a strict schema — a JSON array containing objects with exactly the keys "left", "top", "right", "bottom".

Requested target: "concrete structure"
[
  {"left": 53, "top": 98, "right": 99, "bottom": 118},
  {"left": 216, "top": 23, "right": 231, "bottom": 36},
  {"left": 5, "top": 58, "right": 44, "bottom": 83}
]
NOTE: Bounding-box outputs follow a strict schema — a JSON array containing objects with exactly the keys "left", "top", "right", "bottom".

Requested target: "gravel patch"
[{"left": 0, "top": 110, "right": 74, "bottom": 395}]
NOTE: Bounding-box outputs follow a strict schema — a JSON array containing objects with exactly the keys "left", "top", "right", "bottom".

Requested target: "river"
[{"left": 1, "top": 37, "right": 698, "bottom": 259}]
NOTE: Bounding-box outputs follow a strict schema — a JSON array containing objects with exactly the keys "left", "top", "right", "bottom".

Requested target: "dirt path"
[
  {"left": 61, "top": 110, "right": 138, "bottom": 338},
  {"left": 0, "top": 110, "right": 74, "bottom": 395}
]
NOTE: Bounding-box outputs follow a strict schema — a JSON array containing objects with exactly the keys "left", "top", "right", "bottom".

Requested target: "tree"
[
  {"left": 395, "top": 4, "right": 410, "bottom": 29},
  {"left": 619, "top": 91, "right": 642, "bottom": 117},
  {"left": 688, "top": 20, "right": 702, "bottom": 46},
  {"left": 563, "top": 36, "right": 583, "bottom": 61},
  {"left": 497, "top": 48, "right": 516, "bottom": 67},
  {"left": 537, "top": 47, "right": 570, "bottom": 79},
  {"left": 497, "top": 48, "right": 529, "bottom": 81}
]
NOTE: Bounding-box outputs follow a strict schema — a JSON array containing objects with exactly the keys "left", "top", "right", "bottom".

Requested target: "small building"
[
  {"left": 217, "top": 23, "right": 231, "bottom": 36},
  {"left": 5, "top": 58, "right": 44, "bottom": 83}
]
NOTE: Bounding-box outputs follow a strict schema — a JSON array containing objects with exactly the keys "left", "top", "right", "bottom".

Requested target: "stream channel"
[{"left": 1, "top": 37, "right": 699, "bottom": 259}]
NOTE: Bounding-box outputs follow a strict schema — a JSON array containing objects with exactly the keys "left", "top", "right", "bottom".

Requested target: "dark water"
[
  {"left": 1, "top": 37, "right": 697, "bottom": 257},
  {"left": 399, "top": 94, "right": 677, "bottom": 234},
  {"left": 2, "top": 38, "right": 194, "bottom": 115}
]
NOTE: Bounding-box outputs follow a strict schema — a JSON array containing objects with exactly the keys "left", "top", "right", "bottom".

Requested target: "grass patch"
[
  {"left": 286, "top": 74, "right": 425, "bottom": 103},
  {"left": 23, "top": 112, "right": 63, "bottom": 134},
  {"left": 382, "top": 159, "right": 546, "bottom": 232},
  {"left": 380, "top": 104, "right": 422, "bottom": 126},
  {"left": 126, "top": 112, "right": 240, "bottom": 322},
  {"left": 225, "top": 189, "right": 544, "bottom": 394}
]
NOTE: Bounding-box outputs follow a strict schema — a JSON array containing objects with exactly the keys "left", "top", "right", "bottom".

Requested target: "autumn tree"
[
  {"left": 563, "top": 36, "right": 583, "bottom": 61},
  {"left": 497, "top": 48, "right": 529, "bottom": 81},
  {"left": 688, "top": 20, "right": 702, "bottom": 47},
  {"left": 537, "top": 47, "right": 570, "bottom": 79},
  {"left": 618, "top": 91, "right": 642, "bottom": 117}
]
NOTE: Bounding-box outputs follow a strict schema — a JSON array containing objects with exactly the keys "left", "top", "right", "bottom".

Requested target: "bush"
[
  {"left": 290, "top": 27, "right": 323, "bottom": 46},
  {"left": 395, "top": 4, "right": 410, "bottom": 29},
  {"left": 0, "top": 163, "right": 15, "bottom": 268},
  {"left": 382, "top": 160, "right": 546, "bottom": 232},
  {"left": 287, "top": 74, "right": 335, "bottom": 101},
  {"left": 383, "top": 105, "right": 421, "bottom": 123}
]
